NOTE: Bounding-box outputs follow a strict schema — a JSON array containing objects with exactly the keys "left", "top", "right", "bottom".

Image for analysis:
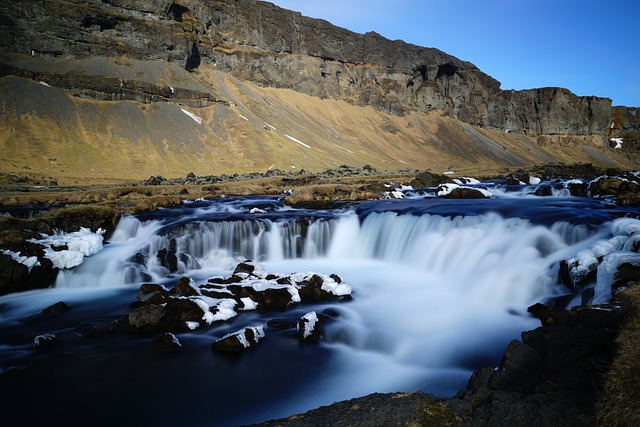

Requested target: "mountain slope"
[{"left": 0, "top": 0, "right": 638, "bottom": 184}]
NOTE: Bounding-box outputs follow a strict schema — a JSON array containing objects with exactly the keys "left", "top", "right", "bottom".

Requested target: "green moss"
[{"left": 417, "top": 402, "right": 460, "bottom": 427}]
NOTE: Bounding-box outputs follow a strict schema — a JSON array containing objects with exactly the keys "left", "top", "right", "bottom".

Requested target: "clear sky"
[{"left": 266, "top": 0, "right": 640, "bottom": 107}]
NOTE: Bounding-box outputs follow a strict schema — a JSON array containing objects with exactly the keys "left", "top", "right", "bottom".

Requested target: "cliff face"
[
  {"left": 0, "top": 0, "right": 637, "bottom": 182},
  {"left": 1, "top": 0, "right": 623, "bottom": 136}
]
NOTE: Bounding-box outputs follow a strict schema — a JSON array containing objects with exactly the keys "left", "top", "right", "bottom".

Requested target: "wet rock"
[
  {"left": 488, "top": 339, "right": 542, "bottom": 393},
  {"left": 150, "top": 333, "right": 183, "bottom": 353},
  {"left": 589, "top": 176, "right": 639, "bottom": 197},
  {"left": 297, "top": 311, "right": 321, "bottom": 343},
  {"left": 613, "top": 263, "right": 640, "bottom": 290},
  {"left": 567, "top": 180, "right": 588, "bottom": 197},
  {"left": 171, "top": 277, "right": 201, "bottom": 297},
  {"left": 233, "top": 261, "right": 256, "bottom": 276},
  {"left": 41, "top": 301, "right": 71, "bottom": 314},
  {"left": 0, "top": 252, "right": 58, "bottom": 296},
  {"left": 137, "top": 283, "right": 169, "bottom": 304},
  {"left": 129, "top": 304, "right": 165, "bottom": 330},
  {"left": 410, "top": 171, "right": 452, "bottom": 188},
  {"left": 505, "top": 169, "right": 530, "bottom": 185},
  {"left": 211, "top": 326, "right": 265, "bottom": 354},
  {"left": 161, "top": 298, "right": 208, "bottom": 330},
  {"left": 440, "top": 187, "right": 489, "bottom": 199},
  {"left": 533, "top": 185, "right": 553, "bottom": 197},
  {"left": 33, "top": 333, "right": 56, "bottom": 349}
]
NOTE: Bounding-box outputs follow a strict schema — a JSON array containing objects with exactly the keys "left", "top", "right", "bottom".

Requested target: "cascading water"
[{"left": 1, "top": 188, "right": 639, "bottom": 426}]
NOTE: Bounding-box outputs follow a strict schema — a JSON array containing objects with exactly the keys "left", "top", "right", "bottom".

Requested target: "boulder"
[
  {"left": 137, "top": 283, "right": 169, "bottom": 304},
  {"left": 41, "top": 301, "right": 71, "bottom": 314},
  {"left": 150, "top": 333, "right": 183, "bottom": 353},
  {"left": 440, "top": 187, "right": 489, "bottom": 199},
  {"left": 589, "top": 177, "right": 639, "bottom": 197},
  {"left": 171, "top": 277, "right": 201, "bottom": 297},
  {"left": 297, "top": 311, "right": 321, "bottom": 343},
  {"left": 211, "top": 326, "right": 265, "bottom": 354},
  {"left": 33, "top": 333, "right": 56, "bottom": 350},
  {"left": 128, "top": 304, "right": 165, "bottom": 330},
  {"left": 410, "top": 171, "right": 452, "bottom": 188}
]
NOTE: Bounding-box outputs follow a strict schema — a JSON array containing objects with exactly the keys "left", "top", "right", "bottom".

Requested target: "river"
[{"left": 1, "top": 178, "right": 639, "bottom": 426}]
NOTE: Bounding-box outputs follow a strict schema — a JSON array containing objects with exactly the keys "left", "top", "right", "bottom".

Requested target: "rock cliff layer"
[{"left": 0, "top": 0, "right": 637, "bottom": 182}]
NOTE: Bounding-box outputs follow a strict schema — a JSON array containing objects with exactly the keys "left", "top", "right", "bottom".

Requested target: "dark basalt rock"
[
  {"left": 410, "top": 171, "right": 452, "bottom": 188},
  {"left": 589, "top": 176, "right": 640, "bottom": 197},
  {"left": 567, "top": 180, "right": 588, "bottom": 197},
  {"left": 504, "top": 169, "right": 531, "bottom": 185},
  {"left": 211, "top": 326, "right": 264, "bottom": 354},
  {"left": 171, "top": 276, "right": 201, "bottom": 297},
  {"left": 129, "top": 304, "right": 166, "bottom": 331},
  {"left": 136, "top": 283, "right": 169, "bottom": 304},
  {"left": 0, "top": 252, "right": 58, "bottom": 296},
  {"left": 440, "top": 187, "right": 489, "bottom": 199},
  {"left": 533, "top": 185, "right": 553, "bottom": 197},
  {"left": 297, "top": 312, "right": 321, "bottom": 343},
  {"left": 33, "top": 333, "right": 56, "bottom": 350},
  {"left": 150, "top": 333, "right": 183, "bottom": 353},
  {"left": 41, "top": 301, "right": 71, "bottom": 314}
]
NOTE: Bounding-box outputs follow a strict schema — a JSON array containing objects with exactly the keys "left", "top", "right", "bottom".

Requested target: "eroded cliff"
[{"left": 0, "top": 0, "right": 637, "bottom": 182}]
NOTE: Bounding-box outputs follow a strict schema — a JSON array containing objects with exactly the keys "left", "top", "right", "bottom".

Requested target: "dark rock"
[
  {"left": 150, "top": 333, "right": 183, "bottom": 353},
  {"left": 137, "top": 283, "right": 169, "bottom": 304},
  {"left": 156, "top": 246, "right": 178, "bottom": 273},
  {"left": 33, "top": 333, "right": 56, "bottom": 349},
  {"left": 505, "top": 169, "right": 530, "bottom": 185},
  {"left": 41, "top": 301, "right": 71, "bottom": 314},
  {"left": 297, "top": 311, "right": 321, "bottom": 343},
  {"left": 613, "top": 263, "right": 640, "bottom": 290},
  {"left": 211, "top": 326, "right": 264, "bottom": 353},
  {"left": 0, "top": 252, "right": 58, "bottom": 296},
  {"left": 233, "top": 261, "right": 256, "bottom": 276},
  {"left": 488, "top": 339, "right": 542, "bottom": 393},
  {"left": 567, "top": 181, "right": 588, "bottom": 197},
  {"left": 410, "top": 171, "right": 452, "bottom": 188},
  {"left": 589, "top": 177, "right": 639, "bottom": 197},
  {"left": 171, "top": 276, "right": 201, "bottom": 297},
  {"left": 440, "top": 187, "right": 489, "bottom": 199},
  {"left": 161, "top": 298, "right": 207, "bottom": 330},
  {"left": 256, "top": 287, "right": 294, "bottom": 311},
  {"left": 128, "top": 304, "right": 165, "bottom": 330},
  {"left": 533, "top": 185, "right": 553, "bottom": 197}
]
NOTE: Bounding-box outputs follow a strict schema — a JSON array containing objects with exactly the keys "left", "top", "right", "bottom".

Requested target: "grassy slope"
[
  {"left": 597, "top": 284, "right": 640, "bottom": 426},
  {"left": 1, "top": 64, "right": 638, "bottom": 185}
]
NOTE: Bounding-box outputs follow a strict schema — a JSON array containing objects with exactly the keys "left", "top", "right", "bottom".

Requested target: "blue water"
[{"left": 1, "top": 179, "right": 638, "bottom": 426}]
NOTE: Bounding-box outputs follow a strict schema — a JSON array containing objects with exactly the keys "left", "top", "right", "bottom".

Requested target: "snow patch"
[
  {"left": 181, "top": 108, "right": 203, "bottom": 125},
  {"left": 529, "top": 177, "right": 541, "bottom": 185},
  {"left": 240, "top": 297, "right": 258, "bottom": 310},
  {"left": 610, "top": 137, "right": 623, "bottom": 149},
  {"left": 335, "top": 144, "right": 354, "bottom": 154},
  {"left": 1, "top": 250, "right": 41, "bottom": 271},
  {"left": 185, "top": 321, "right": 200, "bottom": 330},
  {"left": 29, "top": 228, "right": 104, "bottom": 269},
  {"left": 437, "top": 183, "right": 460, "bottom": 196},
  {"left": 298, "top": 311, "right": 318, "bottom": 339},
  {"left": 284, "top": 134, "right": 311, "bottom": 149}
]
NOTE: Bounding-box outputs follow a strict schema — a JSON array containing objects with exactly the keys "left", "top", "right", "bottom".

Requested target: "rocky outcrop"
[{"left": 1, "top": 0, "right": 635, "bottom": 142}]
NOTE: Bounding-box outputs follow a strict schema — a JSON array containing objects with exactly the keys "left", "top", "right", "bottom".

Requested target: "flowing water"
[{"left": 1, "top": 180, "right": 639, "bottom": 426}]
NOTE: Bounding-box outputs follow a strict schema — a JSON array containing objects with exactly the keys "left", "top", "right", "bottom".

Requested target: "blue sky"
[{"left": 267, "top": 0, "right": 640, "bottom": 107}]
